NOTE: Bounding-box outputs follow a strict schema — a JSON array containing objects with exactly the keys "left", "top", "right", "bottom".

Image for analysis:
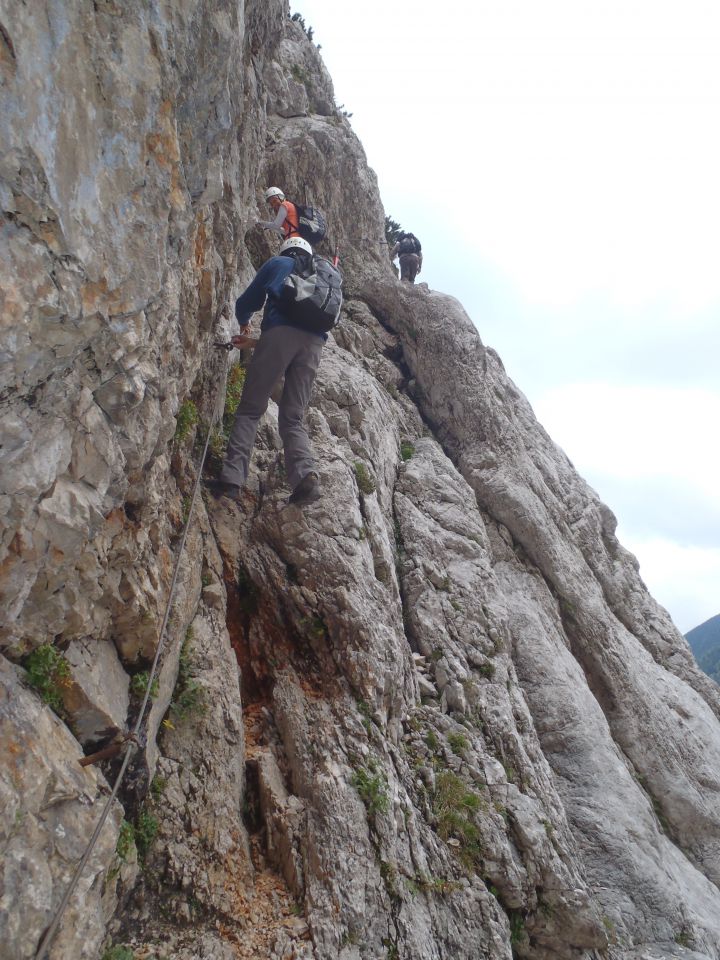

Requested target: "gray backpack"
[{"left": 280, "top": 255, "right": 343, "bottom": 334}]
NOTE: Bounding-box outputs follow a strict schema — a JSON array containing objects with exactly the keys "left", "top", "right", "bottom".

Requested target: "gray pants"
[
  {"left": 399, "top": 253, "right": 420, "bottom": 282},
  {"left": 220, "top": 325, "right": 323, "bottom": 491}
]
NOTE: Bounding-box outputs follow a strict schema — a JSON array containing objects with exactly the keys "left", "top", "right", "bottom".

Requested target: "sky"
[{"left": 290, "top": 0, "right": 719, "bottom": 633}]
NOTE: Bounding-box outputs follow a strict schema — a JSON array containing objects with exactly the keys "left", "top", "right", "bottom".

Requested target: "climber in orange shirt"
[{"left": 258, "top": 187, "right": 301, "bottom": 240}]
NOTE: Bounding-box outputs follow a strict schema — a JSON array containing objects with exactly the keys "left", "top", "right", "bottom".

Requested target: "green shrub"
[
  {"left": 290, "top": 64, "right": 309, "bottom": 84},
  {"left": 509, "top": 911, "right": 526, "bottom": 945},
  {"left": 223, "top": 364, "right": 246, "bottom": 427},
  {"left": 384, "top": 215, "right": 403, "bottom": 247},
  {"left": 174, "top": 400, "right": 198, "bottom": 444},
  {"left": 170, "top": 678, "right": 205, "bottom": 723},
  {"left": 130, "top": 671, "right": 159, "bottom": 700},
  {"left": 116, "top": 820, "right": 136, "bottom": 862},
  {"left": 169, "top": 633, "right": 206, "bottom": 723},
  {"left": 433, "top": 771, "right": 484, "bottom": 871},
  {"left": 400, "top": 441, "right": 415, "bottom": 461},
  {"left": 207, "top": 424, "right": 227, "bottom": 464},
  {"left": 357, "top": 699, "right": 373, "bottom": 733},
  {"left": 502, "top": 761, "right": 517, "bottom": 784},
  {"left": 447, "top": 732, "right": 469, "bottom": 755},
  {"left": 102, "top": 946, "right": 135, "bottom": 960},
  {"left": 24, "top": 644, "right": 70, "bottom": 713},
  {"left": 494, "top": 802, "right": 509, "bottom": 822},
  {"left": 352, "top": 759, "right": 389, "bottom": 818},
  {"left": 425, "top": 730, "right": 440, "bottom": 752},
  {"left": 135, "top": 811, "right": 158, "bottom": 861},
  {"left": 203, "top": 364, "right": 247, "bottom": 473},
  {"left": 290, "top": 11, "right": 314, "bottom": 40},
  {"left": 150, "top": 776, "right": 167, "bottom": 800},
  {"left": 354, "top": 461, "right": 376, "bottom": 495}
]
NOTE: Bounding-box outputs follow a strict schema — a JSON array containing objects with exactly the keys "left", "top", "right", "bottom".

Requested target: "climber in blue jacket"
[{"left": 206, "top": 236, "right": 324, "bottom": 507}]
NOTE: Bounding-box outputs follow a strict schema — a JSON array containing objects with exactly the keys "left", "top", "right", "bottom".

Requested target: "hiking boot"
[
  {"left": 205, "top": 479, "right": 242, "bottom": 502},
  {"left": 288, "top": 472, "right": 321, "bottom": 506}
]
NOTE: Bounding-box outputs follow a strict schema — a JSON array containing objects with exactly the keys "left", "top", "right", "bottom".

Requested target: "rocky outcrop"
[{"left": 1, "top": 2, "right": 719, "bottom": 960}]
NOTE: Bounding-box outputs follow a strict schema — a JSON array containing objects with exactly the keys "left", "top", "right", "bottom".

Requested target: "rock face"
[{"left": 1, "top": 2, "right": 719, "bottom": 960}]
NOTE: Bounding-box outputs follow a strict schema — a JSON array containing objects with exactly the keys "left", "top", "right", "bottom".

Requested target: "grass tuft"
[
  {"left": 433, "top": 771, "right": 484, "bottom": 871},
  {"left": 354, "top": 461, "right": 376, "bottom": 495},
  {"left": 24, "top": 644, "right": 70, "bottom": 713},
  {"left": 352, "top": 758, "right": 389, "bottom": 818},
  {"left": 174, "top": 400, "right": 198, "bottom": 444}
]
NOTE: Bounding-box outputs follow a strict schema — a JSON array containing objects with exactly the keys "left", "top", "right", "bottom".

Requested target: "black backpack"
[
  {"left": 279, "top": 254, "right": 343, "bottom": 334},
  {"left": 292, "top": 203, "right": 327, "bottom": 245},
  {"left": 398, "top": 233, "right": 420, "bottom": 255}
]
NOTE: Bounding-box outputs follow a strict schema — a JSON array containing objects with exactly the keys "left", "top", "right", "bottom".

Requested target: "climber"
[
  {"left": 258, "top": 186, "right": 301, "bottom": 241},
  {"left": 390, "top": 232, "right": 423, "bottom": 283},
  {"left": 206, "top": 236, "right": 325, "bottom": 507}
]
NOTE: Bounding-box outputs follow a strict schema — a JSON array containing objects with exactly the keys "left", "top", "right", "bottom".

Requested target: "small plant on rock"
[
  {"left": 174, "top": 399, "right": 198, "bottom": 444},
  {"left": 354, "top": 461, "right": 376, "bottom": 495},
  {"left": 425, "top": 729, "right": 440, "bottom": 752},
  {"left": 204, "top": 364, "right": 247, "bottom": 473},
  {"left": 357, "top": 698, "right": 374, "bottom": 733},
  {"left": 130, "top": 671, "right": 159, "bottom": 701},
  {"left": 352, "top": 758, "right": 389, "bottom": 819},
  {"left": 400, "top": 441, "right": 415, "bottom": 461},
  {"left": 102, "top": 946, "right": 135, "bottom": 960},
  {"left": 135, "top": 811, "right": 158, "bottom": 862},
  {"left": 24, "top": 644, "right": 71, "bottom": 713},
  {"left": 115, "top": 820, "right": 136, "bottom": 862},
  {"left": 385, "top": 215, "right": 403, "bottom": 247},
  {"left": 433, "top": 771, "right": 484, "bottom": 871},
  {"left": 290, "top": 11, "right": 314, "bottom": 40},
  {"left": 223, "top": 364, "right": 246, "bottom": 427},
  {"left": 206, "top": 424, "right": 226, "bottom": 469},
  {"left": 169, "top": 631, "right": 206, "bottom": 724},
  {"left": 509, "top": 911, "right": 527, "bottom": 945},
  {"left": 150, "top": 776, "right": 167, "bottom": 800},
  {"left": 447, "top": 732, "right": 469, "bottom": 755}
]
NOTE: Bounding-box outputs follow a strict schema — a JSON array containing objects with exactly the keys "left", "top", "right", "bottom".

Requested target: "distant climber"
[
  {"left": 390, "top": 232, "right": 423, "bottom": 283},
  {"left": 258, "top": 186, "right": 301, "bottom": 241},
  {"left": 207, "top": 236, "right": 342, "bottom": 507}
]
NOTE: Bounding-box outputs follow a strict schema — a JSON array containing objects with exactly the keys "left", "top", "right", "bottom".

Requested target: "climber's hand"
[{"left": 231, "top": 331, "right": 258, "bottom": 349}]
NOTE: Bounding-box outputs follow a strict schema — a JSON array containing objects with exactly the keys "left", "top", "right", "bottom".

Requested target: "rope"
[{"left": 34, "top": 392, "right": 221, "bottom": 960}]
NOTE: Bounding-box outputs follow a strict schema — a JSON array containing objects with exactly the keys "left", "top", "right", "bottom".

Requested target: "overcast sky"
[{"left": 290, "top": 0, "right": 719, "bottom": 633}]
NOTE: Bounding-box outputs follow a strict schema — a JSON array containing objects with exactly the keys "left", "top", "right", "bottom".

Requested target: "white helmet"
[
  {"left": 265, "top": 186, "right": 285, "bottom": 201},
  {"left": 280, "top": 236, "right": 312, "bottom": 256}
]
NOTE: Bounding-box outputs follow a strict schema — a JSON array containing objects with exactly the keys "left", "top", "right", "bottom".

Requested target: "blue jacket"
[{"left": 234, "top": 255, "right": 326, "bottom": 339}]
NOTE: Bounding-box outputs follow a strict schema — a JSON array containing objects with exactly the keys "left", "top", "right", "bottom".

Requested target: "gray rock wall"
[{"left": 1, "top": 2, "right": 719, "bottom": 960}]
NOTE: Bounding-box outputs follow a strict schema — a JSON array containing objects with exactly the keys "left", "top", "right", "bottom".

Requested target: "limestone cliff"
[{"left": 1, "top": 3, "right": 719, "bottom": 960}]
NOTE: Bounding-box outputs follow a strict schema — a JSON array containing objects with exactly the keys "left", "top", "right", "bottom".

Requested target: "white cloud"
[
  {"left": 534, "top": 383, "right": 720, "bottom": 501},
  {"left": 619, "top": 535, "right": 720, "bottom": 633},
  {"left": 535, "top": 383, "right": 720, "bottom": 631},
  {"left": 306, "top": 0, "right": 720, "bottom": 312},
  {"left": 292, "top": 0, "right": 720, "bottom": 632}
]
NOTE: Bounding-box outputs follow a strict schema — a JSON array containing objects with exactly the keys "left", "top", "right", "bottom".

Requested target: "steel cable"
[{"left": 34, "top": 395, "right": 220, "bottom": 960}]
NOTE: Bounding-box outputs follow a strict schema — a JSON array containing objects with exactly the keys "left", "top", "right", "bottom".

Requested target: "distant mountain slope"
[{"left": 687, "top": 614, "right": 720, "bottom": 682}]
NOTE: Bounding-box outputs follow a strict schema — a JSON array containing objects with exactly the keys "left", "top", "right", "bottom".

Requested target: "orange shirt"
[{"left": 281, "top": 200, "right": 300, "bottom": 239}]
